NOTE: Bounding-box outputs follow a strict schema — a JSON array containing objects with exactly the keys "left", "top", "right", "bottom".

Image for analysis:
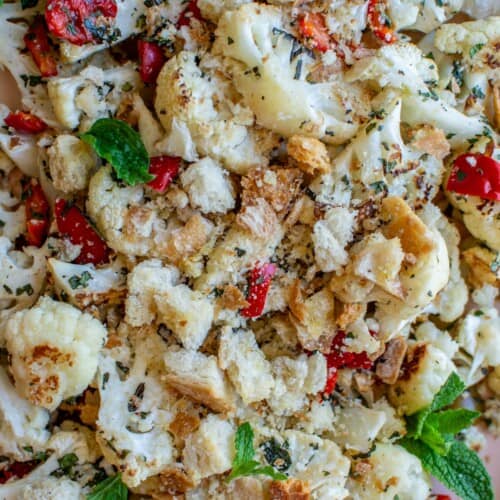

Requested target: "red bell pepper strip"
[
  {"left": 322, "top": 331, "right": 374, "bottom": 395},
  {"left": 446, "top": 153, "right": 500, "bottom": 202},
  {"left": 5, "top": 111, "right": 48, "bottom": 134},
  {"left": 24, "top": 16, "right": 58, "bottom": 77},
  {"left": 297, "top": 12, "right": 330, "bottom": 53},
  {"left": 138, "top": 40, "right": 166, "bottom": 84},
  {"left": 240, "top": 263, "right": 277, "bottom": 318},
  {"left": 435, "top": 496, "right": 451, "bottom": 500},
  {"left": 45, "top": 0, "right": 117, "bottom": 46},
  {"left": 55, "top": 199, "right": 110, "bottom": 265},
  {"left": 367, "top": 0, "right": 397, "bottom": 44},
  {"left": 0, "top": 460, "right": 39, "bottom": 484},
  {"left": 24, "top": 181, "right": 50, "bottom": 247},
  {"left": 177, "top": 0, "right": 203, "bottom": 27},
  {"left": 147, "top": 156, "right": 181, "bottom": 192}
]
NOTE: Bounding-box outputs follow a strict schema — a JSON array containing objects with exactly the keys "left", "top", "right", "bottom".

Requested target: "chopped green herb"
[
  {"left": 16, "top": 284, "right": 34, "bottom": 296},
  {"left": 469, "top": 43, "right": 484, "bottom": 59},
  {"left": 369, "top": 181, "right": 387, "bottom": 194},
  {"left": 68, "top": 271, "right": 92, "bottom": 290},
  {"left": 471, "top": 86, "right": 485, "bottom": 99},
  {"left": 261, "top": 438, "right": 291, "bottom": 472}
]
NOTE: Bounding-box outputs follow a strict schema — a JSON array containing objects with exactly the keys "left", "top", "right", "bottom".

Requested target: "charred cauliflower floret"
[{"left": 5, "top": 296, "right": 107, "bottom": 410}]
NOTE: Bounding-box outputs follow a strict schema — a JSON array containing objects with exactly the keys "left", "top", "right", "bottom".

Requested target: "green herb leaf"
[
  {"left": 81, "top": 118, "right": 153, "bottom": 186},
  {"left": 87, "top": 473, "right": 128, "bottom": 500},
  {"left": 469, "top": 43, "right": 484, "bottom": 58},
  {"left": 399, "top": 439, "right": 493, "bottom": 500},
  {"left": 425, "top": 409, "right": 480, "bottom": 437},
  {"left": 227, "top": 423, "right": 287, "bottom": 482},
  {"left": 420, "top": 422, "right": 452, "bottom": 456}
]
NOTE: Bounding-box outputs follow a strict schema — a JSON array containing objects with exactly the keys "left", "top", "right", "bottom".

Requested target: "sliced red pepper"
[
  {"left": 5, "top": 111, "right": 48, "bottom": 134},
  {"left": 367, "top": 0, "right": 397, "bottom": 44},
  {"left": 24, "top": 180, "right": 50, "bottom": 247},
  {"left": 240, "top": 263, "right": 277, "bottom": 318},
  {"left": 435, "top": 496, "right": 451, "bottom": 500},
  {"left": 45, "top": 0, "right": 117, "bottom": 46},
  {"left": 177, "top": 0, "right": 203, "bottom": 27},
  {"left": 0, "top": 460, "right": 39, "bottom": 484},
  {"left": 24, "top": 16, "right": 58, "bottom": 77},
  {"left": 138, "top": 40, "right": 166, "bottom": 84},
  {"left": 147, "top": 156, "right": 181, "bottom": 192},
  {"left": 322, "top": 331, "right": 374, "bottom": 395},
  {"left": 55, "top": 199, "right": 110, "bottom": 265},
  {"left": 446, "top": 153, "right": 500, "bottom": 202},
  {"left": 297, "top": 12, "right": 330, "bottom": 53}
]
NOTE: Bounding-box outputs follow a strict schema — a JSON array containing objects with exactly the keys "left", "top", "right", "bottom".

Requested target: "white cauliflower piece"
[
  {"left": 5, "top": 296, "right": 107, "bottom": 410},
  {"left": 182, "top": 414, "right": 235, "bottom": 484},
  {"left": 47, "top": 64, "right": 140, "bottom": 130},
  {"left": 215, "top": 3, "right": 367, "bottom": 144},
  {"left": 0, "top": 190, "right": 25, "bottom": 241},
  {"left": 155, "top": 51, "right": 269, "bottom": 173},
  {"left": 96, "top": 324, "right": 177, "bottom": 487},
  {"left": 197, "top": 0, "right": 251, "bottom": 22},
  {"left": 389, "top": 343, "right": 456, "bottom": 415},
  {"left": 312, "top": 207, "right": 356, "bottom": 272},
  {"left": 181, "top": 157, "right": 235, "bottom": 214},
  {"left": 310, "top": 96, "right": 443, "bottom": 209},
  {"left": 414, "top": 321, "right": 459, "bottom": 359},
  {"left": 0, "top": 366, "right": 50, "bottom": 461},
  {"left": 48, "top": 258, "right": 127, "bottom": 309},
  {"left": 218, "top": 327, "right": 274, "bottom": 404},
  {"left": 268, "top": 353, "right": 326, "bottom": 416},
  {"left": 132, "top": 94, "right": 164, "bottom": 156},
  {"left": 348, "top": 443, "right": 431, "bottom": 499},
  {"left": 372, "top": 397, "right": 407, "bottom": 442},
  {"left": 47, "top": 135, "right": 97, "bottom": 193},
  {"left": 18, "top": 477, "right": 83, "bottom": 500},
  {"left": 462, "top": 0, "right": 500, "bottom": 18},
  {"left": 281, "top": 430, "right": 350, "bottom": 499}
]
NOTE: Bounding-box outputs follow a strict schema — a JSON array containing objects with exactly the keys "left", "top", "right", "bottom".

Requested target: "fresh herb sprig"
[
  {"left": 81, "top": 118, "right": 153, "bottom": 186},
  {"left": 227, "top": 423, "right": 287, "bottom": 482},
  {"left": 398, "top": 373, "right": 493, "bottom": 500},
  {"left": 86, "top": 473, "right": 128, "bottom": 500}
]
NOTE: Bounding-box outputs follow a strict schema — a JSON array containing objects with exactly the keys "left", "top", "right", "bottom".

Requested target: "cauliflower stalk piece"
[
  {"left": 96, "top": 324, "right": 177, "bottom": 487},
  {"left": 155, "top": 51, "right": 270, "bottom": 173},
  {"left": 0, "top": 366, "right": 50, "bottom": 461},
  {"left": 214, "top": 3, "right": 368, "bottom": 145},
  {"left": 5, "top": 296, "right": 107, "bottom": 410}
]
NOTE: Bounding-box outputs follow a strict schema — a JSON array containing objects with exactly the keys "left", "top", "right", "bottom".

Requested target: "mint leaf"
[
  {"left": 87, "top": 473, "right": 128, "bottom": 500},
  {"left": 420, "top": 423, "right": 452, "bottom": 456},
  {"left": 426, "top": 409, "right": 480, "bottom": 436},
  {"left": 400, "top": 439, "right": 493, "bottom": 500},
  {"left": 228, "top": 423, "right": 287, "bottom": 482},
  {"left": 81, "top": 118, "right": 153, "bottom": 186}
]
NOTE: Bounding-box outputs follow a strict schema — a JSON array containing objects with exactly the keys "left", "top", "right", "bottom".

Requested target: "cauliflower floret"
[
  {"left": 0, "top": 366, "right": 50, "bottom": 461},
  {"left": 463, "top": 246, "right": 500, "bottom": 289},
  {"left": 462, "top": 0, "right": 500, "bottom": 18},
  {"left": 389, "top": 343, "right": 456, "bottom": 415},
  {"left": 312, "top": 207, "right": 356, "bottom": 272},
  {"left": 214, "top": 3, "right": 369, "bottom": 145},
  {"left": 0, "top": 190, "right": 25, "bottom": 242},
  {"left": 268, "top": 353, "right": 326, "bottom": 416},
  {"left": 47, "top": 64, "right": 140, "bottom": 130},
  {"left": 155, "top": 51, "right": 270, "bottom": 173},
  {"left": 48, "top": 258, "right": 127, "bottom": 309},
  {"left": 18, "top": 477, "right": 83, "bottom": 500},
  {"left": 96, "top": 324, "right": 177, "bottom": 487},
  {"left": 414, "top": 321, "right": 459, "bottom": 359},
  {"left": 182, "top": 414, "right": 235, "bottom": 484},
  {"left": 197, "top": 0, "right": 251, "bottom": 22},
  {"left": 310, "top": 96, "right": 444, "bottom": 209},
  {"left": 218, "top": 327, "right": 274, "bottom": 404},
  {"left": 131, "top": 94, "right": 165, "bottom": 156},
  {"left": 348, "top": 443, "right": 431, "bottom": 499},
  {"left": 47, "top": 135, "right": 97, "bottom": 193},
  {"left": 5, "top": 296, "right": 107, "bottom": 411},
  {"left": 181, "top": 158, "right": 235, "bottom": 214}
]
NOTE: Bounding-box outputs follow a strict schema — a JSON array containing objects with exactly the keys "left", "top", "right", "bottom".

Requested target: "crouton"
[{"left": 287, "top": 135, "right": 330, "bottom": 176}]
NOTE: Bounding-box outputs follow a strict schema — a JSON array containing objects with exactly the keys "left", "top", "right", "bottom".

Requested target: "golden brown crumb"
[
  {"left": 335, "top": 302, "right": 366, "bottom": 330},
  {"left": 409, "top": 125, "right": 450, "bottom": 160},
  {"left": 287, "top": 135, "right": 331, "bottom": 175},
  {"left": 269, "top": 479, "right": 311, "bottom": 500},
  {"left": 217, "top": 284, "right": 249, "bottom": 311}
]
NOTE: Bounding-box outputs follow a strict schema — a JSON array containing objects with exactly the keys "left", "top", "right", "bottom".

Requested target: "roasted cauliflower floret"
[
  {"left": 5, "top": 296, "right": 107, "bottom": 410},
  {"left": 214, "top": 3, "right": 369, "bottom": 144},
  {"left": 389, "top": 343, "right": 456, "bottom": 415},
  {"left": 181, "top": 157, "right": 235, "bottom": 214},
  {"left": 47, "top": 135, "right": 97, "bottom": 193},
  {"left": 155, "top": 51, "right": 269, "bottom": 173},
  {"left": 348, "top": 443, "right": 431, "bottom": 499}
]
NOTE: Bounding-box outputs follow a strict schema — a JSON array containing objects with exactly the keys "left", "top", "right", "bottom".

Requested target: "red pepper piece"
[
  {"left": 435, "top": 496, "right": 451, "bottom": 500},
  {"left": 367, "top": 0, "right": 397, "bottom": 44},
  {"left": 177, "top": 0, "right": 203, "bottom": 27},
  {"left": 5, "top": 111, "right": 48, "bottom": 134},
  {"left": 0, "top": 460, "right": 39, "bottom": 484},
  {"left": 24, "top": 180, "right": 50, "bottom": 247},
  {"left": 240, "top": 263, "right": 277, "bottom": 318},
  {"left": 446, "top": 153, "right": 500, "bottom": 202},
  {"left": 55, "top": 199, "right": 110, "bottom": 265},
  {"left": 138, "top": 40, "right": 166, "bottom": 84},
  {"left": 147, "top": 156, "right": 181, "bottom": 192},
  {"left": 322, "top": 331, "right": 374, "bottom": 395},
  {"left": 297, "top": 12, "right": 330, "bottom": 53},
  {"left": 24, "top": 16, "right": 58, "bottom": 77},
  {"left": 45, "top": 0, "right": 117, "bottom": 46}
]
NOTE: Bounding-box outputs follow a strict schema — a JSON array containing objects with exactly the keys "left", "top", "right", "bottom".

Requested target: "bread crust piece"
[
  {"left": 269, "top": 479, "right": 311, "bottom": 500},
  {"left": 375, "top": 337, "right": 408, "bottom": 385},
  {"left": 287, "top": 135, "right": 330, "bottom": 176}
]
